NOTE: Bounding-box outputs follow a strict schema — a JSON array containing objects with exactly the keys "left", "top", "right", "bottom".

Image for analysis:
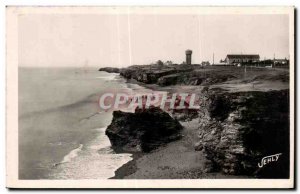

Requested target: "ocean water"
[{"left": 18, "top": 67, "right": 147, "bottom": 179}]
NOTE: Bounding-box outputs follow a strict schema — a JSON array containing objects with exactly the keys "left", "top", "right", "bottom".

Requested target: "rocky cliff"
[
  {"left": 100, "top": 65, "right": 290, "bottom": 178},
  {"left": 119, "top": 66, "right": 236, "bottom": 86},
  {"left": 195, "top": 88, "right": 290, "bottom": 178},
  {"left": 100, "top": 65, "right": 289, "bottom": 88},
  {"left": 106, "top": 107, "right": 183, "bottom": 153},
  {"left": 119, "top": 66, "right": 194, "bottom": 84},
  {"left": 157, "top": 71, "right": 237, "bottom": 86}
]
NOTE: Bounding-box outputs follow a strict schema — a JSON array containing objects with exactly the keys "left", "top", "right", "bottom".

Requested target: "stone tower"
[{"left": 185, "top": 49, "right": 192, "bottom": 65}]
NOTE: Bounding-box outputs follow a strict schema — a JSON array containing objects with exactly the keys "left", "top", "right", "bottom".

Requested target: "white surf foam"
[
  {"left": 49, "top": 128, "right": 132, "bottom": 179},
  {"left": 96, "top": 74, "right": 118, "bottom": 81},
  {"left": 88, "top": 127, "right": 111, "bottom": 150},
  {"left": 57, "top": 144, "right": 83, "bottom": 166}
]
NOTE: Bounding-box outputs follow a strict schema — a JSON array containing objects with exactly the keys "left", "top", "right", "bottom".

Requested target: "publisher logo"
[{"left": 258, "top": 153, "right": 282, "bottom": 168}]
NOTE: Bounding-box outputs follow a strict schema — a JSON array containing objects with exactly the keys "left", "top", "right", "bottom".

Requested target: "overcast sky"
[{"left": 19, "top": 14, "right": 289, "bottom": 67}]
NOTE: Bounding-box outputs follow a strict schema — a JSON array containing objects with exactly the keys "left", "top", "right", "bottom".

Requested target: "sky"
[{"left": 19, "top": 14, "right": 289, "bottom": 67}]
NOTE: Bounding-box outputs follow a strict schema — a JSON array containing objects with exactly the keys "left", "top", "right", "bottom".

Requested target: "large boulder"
[
  {"left": 106, "top": 107, "right": 183, "bottom": 152},
  {"left": 195, "top": 88, "right": 290, "bottom": 178}
]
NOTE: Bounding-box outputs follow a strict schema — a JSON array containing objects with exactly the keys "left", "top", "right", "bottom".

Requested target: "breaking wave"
[
  {"left": 49, "top": 128, "right": 132, "bottom": 179},
  {"left": 53, "top": 144, "right": 83, "bottom": 167}
]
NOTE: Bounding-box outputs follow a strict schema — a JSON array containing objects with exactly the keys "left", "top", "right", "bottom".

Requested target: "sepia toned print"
[{"left": 6, "top": 6, "right": 294, "bottom": 188}]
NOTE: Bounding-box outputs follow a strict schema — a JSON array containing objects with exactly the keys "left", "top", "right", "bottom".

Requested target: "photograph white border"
[{"left": 6, "top": 6, "right": 295, "bottom": 189}]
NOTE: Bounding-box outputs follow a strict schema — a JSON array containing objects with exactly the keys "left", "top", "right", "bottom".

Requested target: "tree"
[
  {"left": 165, "top": 60, "right": 173, "bottom": 66},
  {"left": 156, "top": 60, "right": 164, "bottom": 67}
]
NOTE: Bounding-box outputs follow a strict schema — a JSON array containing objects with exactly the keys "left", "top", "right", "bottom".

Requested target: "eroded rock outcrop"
[
  {"left": 195, "top": 88, "right": 290, "bottom": 178},
  {"left": 100, "top": 65, "right": 237, "bottom": 86},
  {"left": 99, "top": 67, "right": 120, "bottom": 73},
  {"left": 120, "top": 67, "right": 193, "bottom": 84},
  {"left": 106, "top": 107, "right": 183, "bottom": 152},
  {"left": 157, "top": 71, "right": 237, "bottom": 86}
]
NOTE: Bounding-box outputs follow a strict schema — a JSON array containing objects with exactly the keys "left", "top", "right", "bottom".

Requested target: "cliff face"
[
  {"left": 119, "top": 67, "right": 195, "bottom": 85},
  {"left": 100, "top": 66, "right": 289, "bottom": 88},
  {"left": 157, "top": 71, "right": 237, "bottom": 86},
  {"left": 106, "top": 107, "right": 183, "bottom": 153},
  {"left": 120, "top": 68, "right": 180, "bottom": 84},
  {"left": 119, "top": 67, "right": 236, "bottom": 86},
  {"left": 195, "top": 88, "right": 290, "bottom": 178}
]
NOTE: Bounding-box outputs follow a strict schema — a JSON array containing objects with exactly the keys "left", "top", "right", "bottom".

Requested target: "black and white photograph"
[{"left": 5, "top": 6, "right": 295, "bottom": 188}]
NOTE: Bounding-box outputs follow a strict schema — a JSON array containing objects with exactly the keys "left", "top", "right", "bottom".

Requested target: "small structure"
[
  {"left": 201, "top": 61, "right": 210, "bottom": 66},
  {"left": 225, "top": 54, "right": 260, "bottom": 65},
  {"left": 185, "top": 50, "right": 193, "bottom": 65},
  {"left": 273, "top": 58, "right": 289, "bottom": 67}
]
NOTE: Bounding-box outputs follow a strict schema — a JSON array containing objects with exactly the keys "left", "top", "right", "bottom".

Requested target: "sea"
[{"left": 18, "top": 67, "right": 152, "bottom": 179}]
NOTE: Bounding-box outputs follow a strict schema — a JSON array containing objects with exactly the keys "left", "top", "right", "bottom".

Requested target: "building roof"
[{"left": 226, "top": 54, "right": 260, "bottom": 59}]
